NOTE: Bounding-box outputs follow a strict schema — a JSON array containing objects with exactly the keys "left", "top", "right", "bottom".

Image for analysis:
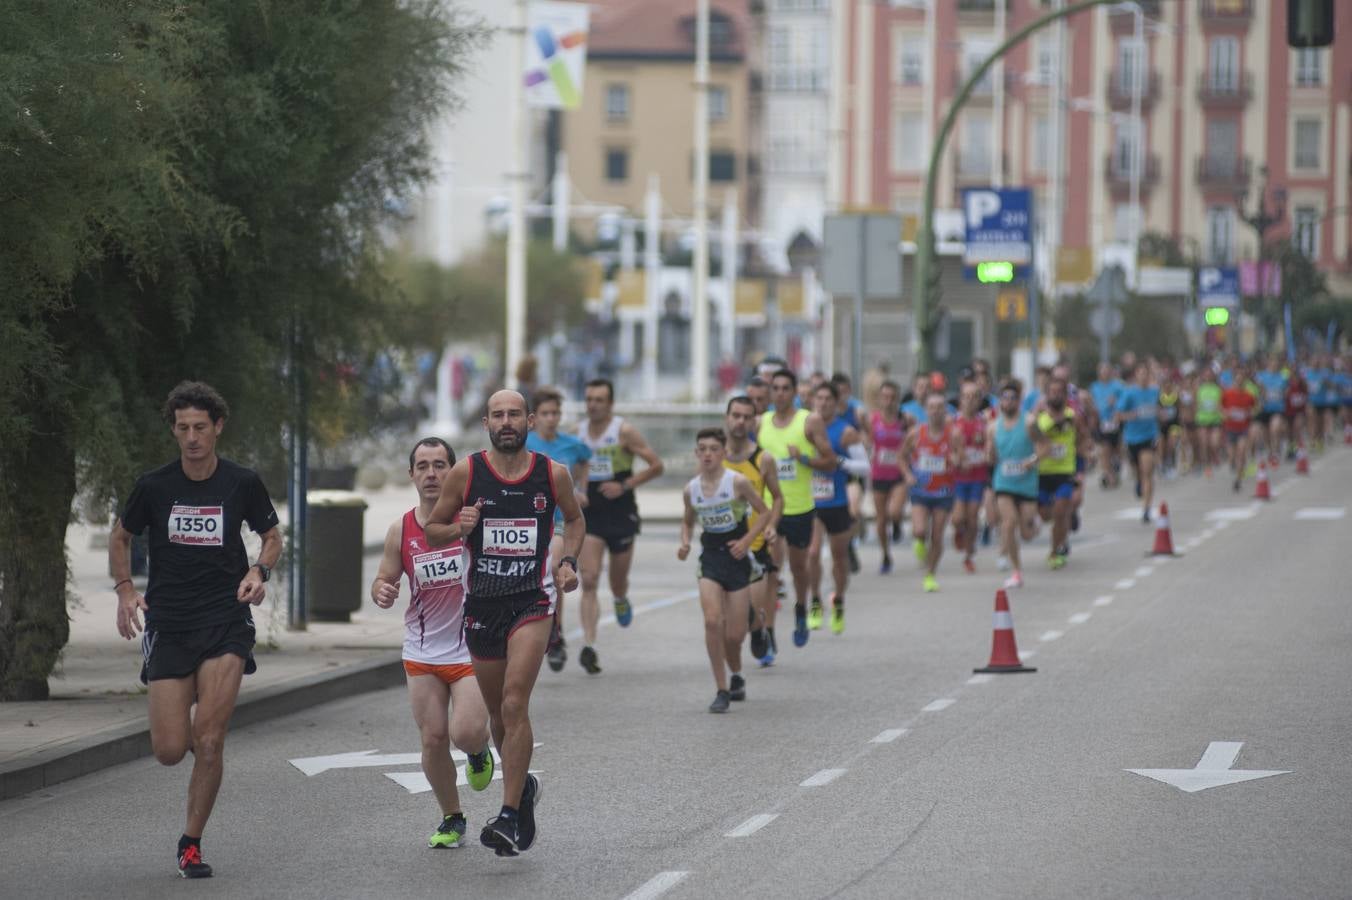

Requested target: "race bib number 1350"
[{"left": 168, "top": 505, "right": 224, "bottom": 546}]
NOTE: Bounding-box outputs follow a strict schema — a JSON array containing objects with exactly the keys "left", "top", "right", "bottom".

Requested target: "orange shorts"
[{"left": 402, "top": 661, "right": 475, "bottom": 684}]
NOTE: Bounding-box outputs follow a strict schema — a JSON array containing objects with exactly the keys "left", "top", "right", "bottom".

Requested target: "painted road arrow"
[
  {"left": 1126, "top": 741, "right": 1291, "bottom": 794},
  {"left": 289, "top": 744, "right": 541, "bottom": 778}
]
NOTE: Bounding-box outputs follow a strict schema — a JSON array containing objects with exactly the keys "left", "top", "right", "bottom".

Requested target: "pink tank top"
[
  {"left": 870, "top": 410, "right": 906, "bottom": 480},
  {"left": 399, "top": 509, "right": 471, "bottom": 665}
]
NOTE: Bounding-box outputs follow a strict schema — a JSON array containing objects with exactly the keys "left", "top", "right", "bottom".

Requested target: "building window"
[
  {"left": 709, "top": 151, "right": 736, "bottom": 182},
  {"left": 1117, "top": 37, "right": 1144, "bottom": 95},
  {"left": 1113, "top": 120, "right": 1141, "bottom": 175},
  {"left": 1293, "top": 207, "right": 1320, "bottom": 259},
  {"left": 1114, "top": 204, "right": 1142, "bottom": 242},
  {"left": 1206, "top": 206, "right": 1233, "bottom": 265},
  {"left": 1294, "top": 118, "right": 1322, "bottom": 170},
  {"left": 1205, "top": 119, "right": 1237, "bottom": 170},
  {"left": 606, "top": 148, "right": 629, "bottom": 182},
  {"left": 606, "top": 84, "right": 630, "bottom": 122},
  {"left": 708, "top": 86, "right": 729, "bottom": 122},
  {"left": 960, "top": 111, "right": 993, "bottom": 176},
  {"left": 1294, "top": 48, "right": 1323, "bottom": 87},
  {"left": 893, "top": 110, "right": 926, "bottom": 172},
  {"left": 898, "top": 35, "right": 926, "bottom": 86},
  {"left": 963, "top": 37, "right": 995, "bottom": 93},
  {"left": 1208, "top": 36, "right": 1239, "bottom": 91},
  {"left": 768, "top": 23, "right": 828, "bottom": 91},
  {"left": 1029, "top": 113, "right": 1049, "bottom": 172}
]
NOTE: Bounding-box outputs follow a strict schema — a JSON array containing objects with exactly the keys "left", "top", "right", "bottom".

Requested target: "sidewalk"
[{"left": 0, "top": 483, "right": 689, "bottom": 801}]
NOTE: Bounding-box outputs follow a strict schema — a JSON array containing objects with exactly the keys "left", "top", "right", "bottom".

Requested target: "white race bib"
[
  {"left": 1050, "top": 443, "right": 1068, "bottom": 460},
  {"left": 999, "top": 460, "right": 1028, "bottom": 478},
  {"left": 776, "top": 457, "right": 798, "bottom": 482},
  {"left": 964, "top": 446, "right": 987, "bottom": 466},
  {"left": 589, "top": 454, "right": 614, "bottom": 480},
  {"left": 699, "top": 505, "right": 737, "bottom": 533},
  {"left": 876, "top": 449, "right": 898, "bottom": 467},
  {"left": 168, "top": 505, "right": 224, "bottom": 547},
  {"left": 916, "top": 453, "right": 946, "bottom": 474},
  {"left": 812, "top": 473, "right": 836, "bottom": 500},
  {"left": 1227, "top": 407, "right": 1248, "bottom": 422},
  {"left": 482, "top": 519, "right": 538, "bottom": 557},
  {"left": 412, "top": 549, "right": 464, "bottom": 591}
]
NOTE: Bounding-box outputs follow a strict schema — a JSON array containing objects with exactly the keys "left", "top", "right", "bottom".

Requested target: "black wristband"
[
  {"left": 113, "top": 579, "right": 132, "bottom": 592},
  {"left": 560, "top": 556, "right": 578, "bottom": 570}
]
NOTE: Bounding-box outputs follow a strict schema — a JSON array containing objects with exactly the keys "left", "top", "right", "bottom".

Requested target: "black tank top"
[{"left": 463, "top": 451, "right": 557, "bottom": 599}]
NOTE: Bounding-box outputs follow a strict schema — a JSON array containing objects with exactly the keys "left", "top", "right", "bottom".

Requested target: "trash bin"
[{"left": 305, "top": 490, "right": 367, "bottom": 622}]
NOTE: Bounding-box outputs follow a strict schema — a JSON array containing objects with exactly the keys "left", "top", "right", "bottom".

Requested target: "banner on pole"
[{"left": 525, "top": 1, "right": 590, "bottom": 110}]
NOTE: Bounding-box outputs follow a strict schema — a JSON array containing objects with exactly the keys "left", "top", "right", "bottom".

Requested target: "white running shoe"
[{"left": 996, "top": 555, "right": 1010, "bottom": 571}]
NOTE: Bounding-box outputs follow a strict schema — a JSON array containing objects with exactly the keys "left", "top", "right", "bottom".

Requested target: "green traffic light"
[
  {"left": 977, "top": 261, "right": 1015, "bottom": 283},
  {"left": 1204, "top": 307, "right": 1230, "bottom": 326}
]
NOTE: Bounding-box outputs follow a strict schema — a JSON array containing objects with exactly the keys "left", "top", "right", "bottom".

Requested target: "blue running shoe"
[
  {"left": 613, "top": 596, "right": 633, "bottom": 628},
  {"left": 793, "top": 608, "right": 809, "bottom": 647},
  {"left": 759, "top": 651, "right": 775, "bottom": 667}
]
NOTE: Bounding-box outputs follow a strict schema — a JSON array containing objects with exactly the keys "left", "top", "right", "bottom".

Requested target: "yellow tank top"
[
  {"left": 757, "top": 409, "right": 815, "bottom": 515},
  {"left": 723, "top": 448, "right": 767, "bottom": 552},
  {"left": 1037, "top": 409, "right": 1078, "bottom": 476}
]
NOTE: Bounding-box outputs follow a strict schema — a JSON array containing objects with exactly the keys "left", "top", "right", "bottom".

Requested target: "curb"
[{"left": 0, "top": 654, "right": 404, "bottom": 803}]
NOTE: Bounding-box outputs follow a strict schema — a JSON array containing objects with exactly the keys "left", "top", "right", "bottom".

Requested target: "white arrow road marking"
[
  {"left": 1126, "top": 741, "right": 1291, "bottom": 794},
  {"left": 1294, "top": 507, "right": 1346, "bottom": 520},
  {"left": 800, "top": 768, "right": 847, "bottom": 787},
  {"left": 385, "top": 765, "right": 540, "bottom": 794},
  {"left": 622, "top": 872, "right": 690, "bottom": 900},
  {"left": 870, "top": 729, "right": 908, "bottom": 743},
  {"left": 289, "top": 750, "right": 420, "bottom": 776},
  {"left": 726, "top": 814, "right": 777, "bottom": 838}
]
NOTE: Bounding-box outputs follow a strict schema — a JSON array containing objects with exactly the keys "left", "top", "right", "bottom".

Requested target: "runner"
[
  {"left": 830, "top": 372, "right": 868, "bottom": 573},
  {"left": 723, "top": 396, "right": 784, "bottom": 665},
  {"left": 988, "top": 379, "right": 1041, "bottom": 589},
  {"left": 806, "top": 382, "right": 869, "bottom": 634},
  {"left": 1252, "top": 356, "right": 1289, "bottom": 465},
  {"left": 757, "top": 369, "right": 839, "bottom": 648},
  {"left": 426, "top": 390, "right": 585, "bottom": 856},
  {"left": 1306, "top": 355, "right": 1337, "bottom": 450},
  {"left": 900, "top": 394, "right": 959, "bottom": 593},
  {"left": 576, "top": 378, "right": 665, "bottom": 674},
  {"left": 1195, "top": 365, "right": 1224, "bottom": 476},
  {"left": 1157, "top": 374, "right": 1182, "bottom": 478},
  {"left": 678, "top": 428, "right": 771, "bottom": 712},
  {"left": 1035, "top": 376, "right": 1089, "bottom": 568},
  {"left": 110, "top": 381, "right": 282, "bottom": 879},
  {"left": 1283, "top": 367, "right": 1309, "bottom": 458},
  {"left": 371, "top": 438, "right": 495, "bottom": 848},
  {"left": 870, "top": 380, "right": 908, "bottom": 573},
  {"left": 745, "top": 375, "right": 771, "bottom": 418},
  {"left": 952, "top": 381, "right": 990, "bottom": 574},
  {"left": 525, "top": 387, "right": 592, "bottom": 672},
  {"left": 1221, "top": 365, "right": 1257, "bottom": 492},
  {"left": 1117, "top": 362, "right": 1161, "bottom": 522}
]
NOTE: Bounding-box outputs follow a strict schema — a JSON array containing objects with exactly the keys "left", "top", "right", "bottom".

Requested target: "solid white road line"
[
  {"left": 726, "top": 814, "right": 778, "bottom": 838},
  {"left": 800, "top": 768, "right": 848, "bottom": 787},
  {"left": 1068, "top": 612, "right": 1092, "bottom": 625},
  {"left": 1093, "top": 595, "right": 1115, "bottom": 607},
  {"left": 622, "top": 871, "right": 690, "bottom": 900},
  {"left": 870, "top": 729, "right": 908, "bottom": 743},
  {"left": 1039, "top": 630, "right": 1064, "bottom": 642},
  {"left": 922, "top": 698, "right": 956, "bottom": 712}
]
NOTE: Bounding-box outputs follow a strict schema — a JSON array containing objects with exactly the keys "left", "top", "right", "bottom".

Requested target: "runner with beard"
[
  {"left": 988, "top": 379, "right": 1042, "bottom": 589},
  {"left": 1035, "top": 377, "right": 1090, "bottom": 568},
  {"left": 723, "top": 395, "right": 784, "bottom": 665},
  {"left": 426, "top": 391, "right": 585, "bottom": 857}
]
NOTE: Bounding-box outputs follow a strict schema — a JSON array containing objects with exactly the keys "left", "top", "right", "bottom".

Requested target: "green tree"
[{"left": 0, "top": 1, "right": 483, "bottom": 699}]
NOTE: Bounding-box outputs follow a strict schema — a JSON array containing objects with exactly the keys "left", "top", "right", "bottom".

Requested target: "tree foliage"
[{"left": 0, "top": 0, "right": 484, "bottom": 699}]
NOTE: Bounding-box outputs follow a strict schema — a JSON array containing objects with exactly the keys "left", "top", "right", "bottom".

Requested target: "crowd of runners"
[{"left": 109, "top": 351, "right": 1352, "bottom": 873}]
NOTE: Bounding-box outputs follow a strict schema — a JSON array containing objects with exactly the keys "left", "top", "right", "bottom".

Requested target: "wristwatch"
[{"left": 254, "top": 562, "right": 271, "bottom": 583}]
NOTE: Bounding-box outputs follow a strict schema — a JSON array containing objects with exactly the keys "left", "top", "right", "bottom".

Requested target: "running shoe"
[
  {"left": 466, "top": 749, "right": 494, "bottom": 792},
  {"left": 579, "top": 645, "right": 601, "bottom": 675},
  {"left": 177, "top": 845, "right": 212, "bottom": 879},
  {"left": 729, "top": 673, "right": 746, "bottom": 701},
  {"left": 847, "top": 540, "right": 861, "bottom": 574},
  {"left": 613, "top": 596, "right": 633, "bottom": 627},
  {"left": 429, "top": 812, "right": 468, "bottom": 849},
  {"left": 793, "top": 608, "right": 809, "bottom": 647},
  {"left": 759, "top": 650, "right": 776, "bottom": 668},
  {"left": 1141, "top": 508, "right": 1151, "bottom": 524},
  {"left": 807, "top": 596, "right": 823, "bottom": 631},
  {"left": 1048, "top": 553, "right": 1067, "bottom": 570},
  {"left": 709, "top": 690, "right": 731, "bottom": 713},
  {"left": 830, "top": 603, "right": 844, "bottom": 635},
  {"left": 546, "top": 635, "right": 567, "bottom": 673},
  {"left": 963, "top": 557, "right": 976, "bottom": 574},
  {"left": 879, "top": 556, "right": 893, "bottom": 575},
  {"left": 1003, "top": 571, "right": 1024, "bottom": 589},
  {"left": 517, "top": 775, "right": 541, "bottom": 852},
  {"left": 997, "top": 555, "right": 1010, "bottom": 571},
  {"left": 913, "top": 538, "right": 927, "bottom": 562},
  {"left": 922, "top": 573, "right": 939, "bottom": 593},
  {"left": 749, "top": 627, "right": 768, "bottom": 661},
  {"left": 480, "top": 815, "right": 520, "bottom": 856}
]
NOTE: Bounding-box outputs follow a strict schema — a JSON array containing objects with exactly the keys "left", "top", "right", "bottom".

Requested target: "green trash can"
[{"left": 306, "top": 490, "right": 368, "bottom": 622}]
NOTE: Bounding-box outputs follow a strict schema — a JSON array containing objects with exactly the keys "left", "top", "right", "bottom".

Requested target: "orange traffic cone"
[
  {"left": 1148, "top": 502, "right": 1178, "bottom": 556},
  {"left": 1295, "top": 443, "right": 1310, "bottom": 475},
  {"left": 1253, "top": 461, "right": 1271, "bottom": 500},
  {"left": 974, "top": 590, "right": 1037, "bottom": 674}
]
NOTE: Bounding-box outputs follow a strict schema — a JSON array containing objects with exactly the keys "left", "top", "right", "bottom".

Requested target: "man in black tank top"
[{"left": 427, "top": 390, "right": 584, "bottom": 857}]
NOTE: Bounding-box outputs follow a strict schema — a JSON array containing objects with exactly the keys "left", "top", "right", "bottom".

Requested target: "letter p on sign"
[{"left": 966, "top": 190, "right": 1001, "bottom": 227}]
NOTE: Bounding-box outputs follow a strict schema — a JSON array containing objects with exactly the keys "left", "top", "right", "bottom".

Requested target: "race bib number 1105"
[{"left": 482, "top": 519, "right": 538, "bottom": 557}]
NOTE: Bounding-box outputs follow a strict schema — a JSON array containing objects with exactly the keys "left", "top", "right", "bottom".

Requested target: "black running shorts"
[
  {"left": 777, "top": 511, "right": 816, "bottom": 549},
  {"left": 584, "top": 494, "right": 641, "bottom": 553},
  {"left": 697, "top": 549, "right": 752, "bottom": 592},
  {"left": 814, "top": 505, "right": 854, "bottom": 535},
  {"left": 140, "top": 617, "right": 257, "bottom": 684},
  {"left": 463, "top": 591, "right": 556, "bottom": 661}
]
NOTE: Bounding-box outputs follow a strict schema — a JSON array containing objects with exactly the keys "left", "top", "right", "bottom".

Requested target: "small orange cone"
[
  {"left": 974, "top": 590, "right": 1036, "bottom": 674},
  {"left": 1295, "top": 443, "right": 1310, "bottom": 475},
  {"left": 1253, "top": 461, "right": 1272, "bottom": 500},
  {"left": 1148, "top": 502, "right": 1178, "bottom": 556}
]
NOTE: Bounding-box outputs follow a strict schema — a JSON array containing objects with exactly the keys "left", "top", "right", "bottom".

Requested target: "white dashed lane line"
[
  {"left": 800, "top": 768, "right": 848, "bottom": 788},
  {"left": 622, "top": 871, "right": 690, "bottom": 900},
  {"left": 1039, "top": 630, "right": 1064, "bottom": 643},
  {"left": 922, "top": 698, "right": 956, "bottom": 712},
  {"left": 870, "top": 729, "right": 908, "bottom": 743},
  {"left": 1094, "top": 595, "right": 1114, "bottom": 606},
  {"left": 966, "top": 674, "right": 993, "bottom": 686},
  {"left": 1134, "top": 565, "right": 1155, "bottom": 578},
  {"left": 1114, "top": 578, "right": 1136, "bottom": 590},
  {"left": 1068, "top": 612, "right": 1092, "bottom": 626},
  {"left": 725, "top": 814, "right": 778, "bottom": 838}
]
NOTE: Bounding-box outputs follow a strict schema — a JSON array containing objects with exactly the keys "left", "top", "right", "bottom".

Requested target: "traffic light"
[
  {"left": 1288, "top": 0, "right": 1334, "bottom": 48},
  {"left": 976, "top": 261, "right": 1015, "bottom": 284},
  {"left": 1204, "top": 307, "right": 1230, "bottom": 327}
]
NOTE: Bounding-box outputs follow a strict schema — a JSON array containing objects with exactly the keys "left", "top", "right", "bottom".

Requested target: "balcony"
[
  {"left": 1195, "top": 155, "right": 1251, "bottom": 192},
  {"left": 1201, "top": 0, "right": 1253, "bottom": 23},
  {"left": 1197, "top": 72, "right": 1252, "bottom": 107},
  {"left": 1109, "top": 1, "right": 1162, "bottom": 33},
  {"left": 1104, "top": 153, "right": 1160, "bottom": 197},
  {"left": 1106, "top": 71, "right": 1161, "bottom": 110}
]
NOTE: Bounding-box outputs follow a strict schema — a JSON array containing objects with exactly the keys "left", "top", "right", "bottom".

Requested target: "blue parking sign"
[
  {"left": 1197, "top": 266, "right": 1239, "bottom": 308},
  {"left": 962, "top": 188, "right": 1032, "bottom": 265}
]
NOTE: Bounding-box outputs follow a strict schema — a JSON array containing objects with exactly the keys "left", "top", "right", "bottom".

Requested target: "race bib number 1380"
[
  {"left": 482, "top": 519, "right": 538, "bottom": 557},
  {"left": 168, "top": 505, "right": 224, "bottom": 546}
]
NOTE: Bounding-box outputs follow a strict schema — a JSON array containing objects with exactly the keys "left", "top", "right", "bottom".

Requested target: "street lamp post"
[{"left": 1234, "top": 165, "right": 1287, "bottom": 352}]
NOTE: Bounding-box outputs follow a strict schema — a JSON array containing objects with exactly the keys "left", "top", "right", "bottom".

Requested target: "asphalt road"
[{"left": 3, "top": 452, "right": 1351, "bottom": 899}]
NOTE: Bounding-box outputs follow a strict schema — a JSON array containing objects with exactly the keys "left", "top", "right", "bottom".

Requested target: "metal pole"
[
  {"left": 552, "top": 151, "right": 569, "bottom": 253},
  {"left": 287, "top": 319, "right": 308, "bottom": 631},
  {"left": 912, "top": 0, "right": 1122, "bottom": 374},
  {"left": 993, "top": 0, "right": 1007, "bottom": 189},
  {"left": 643, "top": 175, "right": 661, "bottom": 401},
  {"left": 854, "top": 216, "right": 866, "bottom": 387},
  {"left": 691, "top": 0, "right": 710, "bottom": 402},
  {"left": 505, "top": 0, "right": 529, "bottom": 387},
  {"left": 720, "top": 188, "right": 738, "bottom": 365},
  {"left": 1029, "top": 200, "right": 1041, "bottom": 368},
  {"left": 1128, "top": 3, "right": 1144, "bottom": 290}
]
